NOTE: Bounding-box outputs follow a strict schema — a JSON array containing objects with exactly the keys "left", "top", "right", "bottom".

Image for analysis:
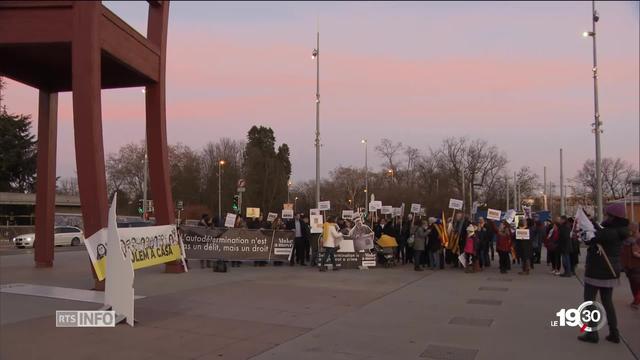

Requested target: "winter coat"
[
  {"left": 427, "top": 224, "right": 441, "bottom": 252},
  {"left": 322, "top": 222, "right": 342, "bottom": 248},
  {"left": 558, "top": 223, "right": 572, "bottom": 255},
  {"left": 584, "top": 218, "right": 628, "bottom": 280},
  {"left": 544, "top": 225, "right": 559, "bottom": 251},
  {"left": 413, "top": 226, "right": 428, "bottom": 251},
  {"left": 464, "top": 234, "right": 478, "bottom": 255},
  {"left": 621, "top": 236, "right": 640, "bottom": 270},
  {"left": 496, "top": 231, "right": 512, "bottom": 252}
]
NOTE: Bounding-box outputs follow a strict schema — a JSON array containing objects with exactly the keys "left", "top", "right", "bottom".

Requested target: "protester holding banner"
[
  {"left": 320, "top": 216, "right": 342, "bottom": 271},
  {"left": 413, "top": 220, "right": 428, "bottom": 271},
  {"left": 476, "top": 218, "right": 490, "bottom": 269},
  {"left": 463, "top": 225, "right": 478, "bottom": 273},
  {"left": 496, "top": 221, "right": 513, "bottom": 274},
  {"left": 578, "top": 203, "right": 628, "bottom": 344},
  {"left": 621, "top": 222, "right": 640, "bottom": 310}
]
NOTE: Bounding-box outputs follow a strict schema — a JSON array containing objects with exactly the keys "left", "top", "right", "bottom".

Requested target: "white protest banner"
[
  {"left": 419, "top": 208, "right": 426, "bottom": 217},
  {"left": 267, "top": 212, "right": 278, "bottom": 222},
  {"left": 342, "top": 210, "right": 354, "bottom": 220},
  {"left": 486, "top": 209, "right": 502, "bottom": 221},
  {"left": 246, "top": 207, "right": 260, "bottom": 218},
  {"left": 224, "top": 213, "right": 237, "bottom": 228},
  {"left": 368, "top": 203, "right": 377, "bottom": 212},
  {"left": 504, "top": 209, "right": 516, "bottom": 224},
  {"left": 283, "top": 203, "right": 294, "bottom": 210},
  {"left": 281, "top": 209, "right": 294, "bottom": 219},
  {"left": 381, "top": 206, "right": 393, "bottom": 215},
  {"left": 310, "top": 214, "right": 324, "bottom": 233},
  {"left": 449, "top": 198, "right": 463, "bottom": 210},
  {"left": 392, "top": 207, "right": 402, "bottom": 217},
  {"left": 410, "top": 203, "right": 421, "bottom": 214},
  {"left": 318, "top": 201, "right": 331, "bottom": 211},
  {"left": 372, "top": 201, "right": 382, "bottom": 210},
  {"left": 515, "top": 229, "right": 530, "bottom": 240},
  {"left": 310, "top": 208, "right": 321, "bottom": 216}
]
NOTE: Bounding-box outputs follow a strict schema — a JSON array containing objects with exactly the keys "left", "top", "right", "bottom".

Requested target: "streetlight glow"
[{"left": 219, "top": 160, "right": 225, "bottom": 165}]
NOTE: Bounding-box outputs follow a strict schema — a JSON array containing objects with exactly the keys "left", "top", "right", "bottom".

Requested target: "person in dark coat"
[
  {"left": 413, "top": 219, "right": 428, "bottom": 271},
  {"left": 426, "top": 217, "right": 441, "bottom": 270},
  {"left": 558, "top": 216, "right": 573, "bottom": 277},
  {"left": 578, "top": 203, "right": 628, "bottom": 344},
  {"left": 476, "top": 217, "right": 490, "bottom": 269}
]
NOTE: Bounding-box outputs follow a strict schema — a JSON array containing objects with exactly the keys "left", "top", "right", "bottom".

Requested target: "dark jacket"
[
  {"left": 558, "top": 223, "right": 572, "bottom": 254},
  {"left": 427, "top": 224, "right": 441, "bottom": 251},
  {"left": 585, "top": 218, "right": 628, "bottom": 280}
]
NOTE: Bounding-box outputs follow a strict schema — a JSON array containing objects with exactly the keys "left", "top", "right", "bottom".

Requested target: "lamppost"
[
  {"left": 387, "top": 169, "right": 395, "bottom": 182},
  {"left": 287, "top": 180, "right": 292, "bottom": 203},
  {"left": 294, "top": 196, "right": 299, "bottom": 213},
  {"left": 583, "top": 0, "right": 603, "bottom": 222},
  {"left": 361, "top": 139, "right": 368, "bottom": 207},
  {"left": 312, "top": 30, "right": 320, "bottom": 208},
  {"left": 218, "top": 160, "right": 225, "bottom": 220}
]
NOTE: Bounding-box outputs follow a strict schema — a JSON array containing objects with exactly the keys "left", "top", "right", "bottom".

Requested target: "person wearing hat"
[
  {"left": 578, "top": 203, "right": 629, "bottom": 344},
  {"left": 463, "top": 224, "right": 479, "bottom": 272}
]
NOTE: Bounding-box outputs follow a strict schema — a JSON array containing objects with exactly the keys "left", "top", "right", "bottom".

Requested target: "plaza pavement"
[{"left": 0, "top": 249, "right": 638, "bottom": 360}]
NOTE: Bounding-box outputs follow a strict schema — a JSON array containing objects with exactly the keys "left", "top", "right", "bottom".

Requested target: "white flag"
[{"left": 574, "top": 207, "right": 596, "bottom": 243}]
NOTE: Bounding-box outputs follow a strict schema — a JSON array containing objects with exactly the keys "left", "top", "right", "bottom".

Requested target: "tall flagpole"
[{"left": 313, "top": 21, "right": 321, "bottom": 208}]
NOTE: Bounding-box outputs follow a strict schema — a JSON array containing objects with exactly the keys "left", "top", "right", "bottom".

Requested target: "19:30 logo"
[{"left": 551, "top": 301, "right": 607, "bottom": 332}]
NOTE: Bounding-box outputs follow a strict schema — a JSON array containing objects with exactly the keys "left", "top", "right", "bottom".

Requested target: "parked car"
[{"left": 12, "top": 226, "right": 85, "bottom": 248}]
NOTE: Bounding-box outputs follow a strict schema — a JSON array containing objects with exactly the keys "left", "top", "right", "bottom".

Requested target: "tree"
[
  {"left": 243, "top": 126, "right": 291, "bottom": 214},
  {"left": 57, "top": 177, "right": 79, "bottom": 196},
  {"left": 574, "top": 158, "right": 637, "bottom": 201},
  {"left": 0, "top": 109, "right": 37, "bottom": 192},
  {"left": 200, "top": 138, "right": 245, "bottom": 218},
  {"left": 105, "top": 142, "right": 145, "bottom": 201},
  {"left": 375, "top": 138, "right": 403, "bottom": 172}
]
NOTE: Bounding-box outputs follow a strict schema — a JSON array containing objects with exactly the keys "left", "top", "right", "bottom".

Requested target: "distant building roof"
[{"left": 0, "top": 192, "right": 81, "bottom": 207}]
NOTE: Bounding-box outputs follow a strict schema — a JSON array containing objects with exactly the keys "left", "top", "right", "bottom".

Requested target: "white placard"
[
  {"left": 449, "top": 198, "right": 463, "bottom": 210},
  {"left": 342, "top": 210, "right": 354, "bottom": 220},
  {"left": 310, "top": 215, "right": 324, "bottom": 233},
  {"left": 267, "top": 212, "right": 278, "bottom": 222},
  {"left": 368, "top": 203, "right": 377, "bottom": 212},
  {"left": 410, "top": 203, "right": 421, "bottom": 213},
  {"left": 372, "top": 201, "right": 382, "bottom": 210},
  {"left": 381, "top": 206, "right": 393, "bottom": 215},
  {"left": 504, "top": 209, "right": 516, "bottom": 224},
  {"left": 225, "top": 213, "right": 237, "bottom": 228},
  {"left": 392, "top": 207, "right": 402, "bottom": 216},
  {"left": 486, "top": 209, "right": 502, "bottom": 221},
  {"left": 281, "top": 209, "right": 294, "bottom": 219},
  {"left": 336, "top": 239, "right": 355, "bottom": 253},
  {"left": 318, "top": 201, "right": 331, "bottom": 211},
  {"left": 310, "top": 208, "right": 321, "bottom": 216},
  {"left": 515, "top": 229, "right": 530, "bottom": 240}
]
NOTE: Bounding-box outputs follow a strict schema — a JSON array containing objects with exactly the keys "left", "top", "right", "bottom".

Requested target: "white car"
[{"left": 13, "top": 226, "right": 85, "bottom": 248}]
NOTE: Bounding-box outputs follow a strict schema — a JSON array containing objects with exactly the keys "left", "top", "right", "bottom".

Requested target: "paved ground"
[{"left": 0, "top": 250, "right": 638, "bottom": 360}]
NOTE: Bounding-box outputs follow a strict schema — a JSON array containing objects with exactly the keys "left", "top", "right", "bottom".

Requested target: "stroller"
[{"left": 375, "top": 234, "right": 398, "bottom": 268}]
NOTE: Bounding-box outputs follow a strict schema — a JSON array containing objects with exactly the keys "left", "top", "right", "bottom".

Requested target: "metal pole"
[
  {"left": 143, "top": 136, "right": 148, "bottom": 220},
  {"left": 506, "top": 175, "right": 510, "bottom": 210},
  {"left": 544, "top": 166, "right": 548, "bottom": 211},
  {"left": 560, "top": 148, "right": 565, "bottom": 216},
  {"left": 218, "top": 161, "right": 222, "bottom": 220},
  {"left": 314, "top": 29, "right": 321, "bottom": 208},
  {"left": 589, "top": 0, "right": 604, "bottom": 222},
  {"left": 513, "top": 172, "right": 517, "bottom": 211},
  {"left": 461, "top": 169, "right": 466, "bottom": 214}
]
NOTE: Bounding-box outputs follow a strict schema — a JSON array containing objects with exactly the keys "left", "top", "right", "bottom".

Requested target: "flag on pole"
[{"left": 573, "top": 207, "right": 596, "bottom": 243}]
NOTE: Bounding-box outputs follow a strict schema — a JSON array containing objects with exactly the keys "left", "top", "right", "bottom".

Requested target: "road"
[{"left": 0, "top": 244, "right": 85, "bottom": 256}]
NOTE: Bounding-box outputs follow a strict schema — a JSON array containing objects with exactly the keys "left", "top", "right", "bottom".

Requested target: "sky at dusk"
[{"left": 3, "top": 1, "right": 639, "bottom": 187}]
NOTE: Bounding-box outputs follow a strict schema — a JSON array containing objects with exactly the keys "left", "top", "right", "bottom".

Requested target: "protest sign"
[
  {"left": 410, "top": 203, "right": 421, "bottom": 213},
  {"left": 266, "top": 212, "right": 278, "bottom": 222},
  {"left": 281, "top": 209, "right": 294, "bottom": 219},
  {"left": 118, "top": 225, "right": 182, "bottom": 270},
  {"left": 318, "top": 201, "right": 331, "bottom": 211},
  {"left": 342, "top": 210, "right": 354, "bottom": 220},
  {"left": 419, "top": 208, "right": 426, "bottom": 217},
  {"left": 381, "top": 206, "right": 393, "bottom": 215},
  {"left": 472, "top": 201, "right": 479, "bottom": 215},
  {"left": 392, "top": 207, "right": 402, "bottom": 216},
  {"left": 310, "top": 208, "right": 321, "bottom": 216},
  {"left": 310, "top": 214, "right": 324, "bottom": 233},
  {"left": 246, "top": 207, "right": 260, "bottom": 218},
  {"left": 487, "top": 209, "right": 502, "bottom": 221},
  {"left": 372, "top": 201, "right": 382, "bottom": 210},
  {"left": 504, "top": 209, "right": 516, "bottom": 224},
  {"left": 317, "top": 238, "right": 376, "bottom": 269},
  {"left": 283, "top": 203, "right": 294, "bottom": 210},
  {"left": 181, "top": 226, "right": 293, "bottom": 261},
  {"left": 368, "top": 203, "right": 377, "bottom": 212},
  {"left": 515, "top": 229, "right": 530, "bottom": 240},
  {"left": 449, "top": 198, "right": 463, "bottom": 210},
  {"left": 224, "top": 213, "right": 237, "bottom": 228}
]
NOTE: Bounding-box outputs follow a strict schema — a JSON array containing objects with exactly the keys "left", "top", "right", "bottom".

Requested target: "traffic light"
[
  {"left": 137, "top": 199, "right": 144, "bottom": 215},
  {"left": 232, "top": 195, "right": 239, "bottom": 213}
]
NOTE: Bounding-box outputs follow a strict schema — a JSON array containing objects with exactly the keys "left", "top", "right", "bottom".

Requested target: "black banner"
[
  {"left": 317, "top": 249, "right": 377, "bottom": 269},
  {"left": 180, "top": 226, "right": 294, "bottom": 261}
]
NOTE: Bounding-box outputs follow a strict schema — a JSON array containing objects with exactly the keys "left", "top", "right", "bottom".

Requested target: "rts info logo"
[{"left": 550, "top": 301, "right": 607, "bottom": 333}]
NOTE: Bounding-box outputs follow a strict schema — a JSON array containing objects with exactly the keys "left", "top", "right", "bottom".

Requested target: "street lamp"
[
  {"left": 287, "top": 180, "right": 292, "bottom": 203},
  {"left": 312, "top": 30, "right": 321, "bottom": 208},
  {"left": 361, "top": 139, "right": 368, "bottom": 210},
  {"left": 294, "top": 196, "right": 299, "bottom": 213},
  {"left": 583, "top": 0, "right": 603, "bottom": 222},
  {"left": 218, "top": 160, "right": 225, "bottom": 221}
]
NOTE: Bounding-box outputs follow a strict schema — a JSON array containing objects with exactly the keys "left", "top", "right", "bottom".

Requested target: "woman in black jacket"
[{"left": 578, "top": 203, "right": 628, "bottom": 344}]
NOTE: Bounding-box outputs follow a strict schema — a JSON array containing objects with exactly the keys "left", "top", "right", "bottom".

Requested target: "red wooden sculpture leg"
[
  {"left": 72, "top": 2, "right": 109, "bottom": 289},
  {"left": 146, "top": 2, "right": 183, "bottom": 273},
  {"left": 34, "top": 91, "right": 58, "bottom": 268}
]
